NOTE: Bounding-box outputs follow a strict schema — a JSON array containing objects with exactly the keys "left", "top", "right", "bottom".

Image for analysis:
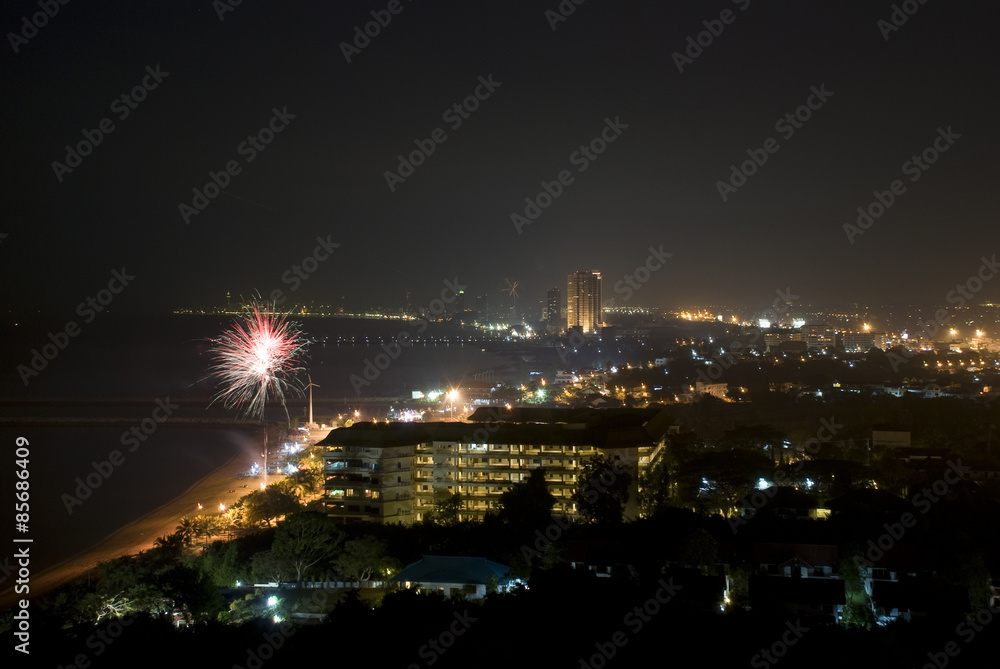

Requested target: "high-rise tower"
[
  {"left": 545, "top": 287, "right": 560, "bottom": 322},
  {"left": 566, "top": 271, "right": 602, "bottom": 333}
]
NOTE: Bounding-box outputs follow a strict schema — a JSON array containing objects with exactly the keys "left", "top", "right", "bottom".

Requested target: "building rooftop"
[
  {"left": 318, "top": 412, "right": 664, "bottom": 450},
  {"left": 392, "top": 555, "right": 510, "bottom": 586}
]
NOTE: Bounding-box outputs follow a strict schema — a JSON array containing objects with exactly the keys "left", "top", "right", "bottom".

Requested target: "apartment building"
[{"left": 320, "top": 407, "right": 668, "bottom": 524}]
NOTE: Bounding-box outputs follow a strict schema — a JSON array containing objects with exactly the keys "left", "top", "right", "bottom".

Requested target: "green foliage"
[
  {"left": 841, "top": 603, "right": 876, "bottom": 629},
  {"left": 251, "top": 549, "right": 286, "bottom": 584},
  {"left": 727, "top": 563, "right": 752, "bottom": 608},
  {"left": 271, "top": 512, "right": 345, "bottom": 585},
  {"left": 837, "top": 550, "right": 866, "bottom": 603},
  {"left": 243, "top": 485, "right": 301, "bottom": 527},
  {"left": 335, "top": 537, "right": 396, "bottom": 586},
  {"left": 200, "top": 540, "right": 249, "bottom": 587}
]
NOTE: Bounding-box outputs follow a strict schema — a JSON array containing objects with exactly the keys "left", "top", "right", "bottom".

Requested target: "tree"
[
  {"left": 251, "top": 550, "right": 286, "bottom": 584},
  {"left": 433, "top": 492, "right": 464, "bottom": 525},
  {"left": 718, "top": 424, "right": 786, "bottom": 464},
  {"left": 497, "top": 467, "right": 555, "bottom": 527},
  {"left": 491, "top": 384, "right": 524, "bottom": 405},
  {"left": 638, "top": 453, "right": 670, "bottom": 517},
  {"left": 678, "top": 528, "right": 718, "bottom": 574},
  {"left": 675, "top": 450, "right": 774, "bottom": 514},
  {"left": 573, "top": 454, "right": 631, "bottom": 523},
  {"left": 175, "top": 517, "right": 196, "bottom": 547},
  {"left": 200, "top": 541, "right": 247, "bottom": 588},
  {"left": 335, "top": 537, "right": 394, "bottom": 587},
  {"left": 153, "top": 531, "right": 186, "bottom": 559},
  {"left": 271, "top": 512, "right": 344, "bottom": 586},
  {"left": 191, "top": 515, "right": 225, "bottom": 548},
  {"left": 244, "top": 485, "right": 301, "bottom": 527}
]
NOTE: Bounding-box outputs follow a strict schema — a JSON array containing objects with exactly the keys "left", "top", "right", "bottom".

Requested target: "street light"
[{"left": 447, "top": 389, "right": 458, "bottom": 420}]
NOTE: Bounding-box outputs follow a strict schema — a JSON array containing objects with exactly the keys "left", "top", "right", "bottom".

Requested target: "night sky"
[{"left": 3, "top": 0, "right": 999, "bottom": 320}]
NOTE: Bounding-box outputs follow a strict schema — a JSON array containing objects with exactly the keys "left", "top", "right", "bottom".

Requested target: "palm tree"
[
  {"left": 153, "top": 532, "right": 185, "bottom": 558},
  {"left": 175, "top": 516, "right": 195, "bottom": 547}
]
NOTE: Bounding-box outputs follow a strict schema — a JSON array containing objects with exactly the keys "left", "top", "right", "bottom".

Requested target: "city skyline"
[{"left": 3, "top": 2, "right": 999, "bottom": 325}]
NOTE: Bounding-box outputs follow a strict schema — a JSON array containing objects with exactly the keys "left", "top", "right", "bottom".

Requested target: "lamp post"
[{"left": 304, "top": 374, "right": 321, "bottom": 427}]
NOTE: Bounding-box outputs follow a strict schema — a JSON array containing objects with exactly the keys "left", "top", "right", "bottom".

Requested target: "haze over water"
[{"left": 0, "top": 313, "right": 526, "bottom": 580}]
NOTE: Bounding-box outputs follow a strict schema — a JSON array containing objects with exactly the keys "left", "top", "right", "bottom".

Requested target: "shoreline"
[{"left": 1, "top": 450, "right": 265, "bottom": 610}]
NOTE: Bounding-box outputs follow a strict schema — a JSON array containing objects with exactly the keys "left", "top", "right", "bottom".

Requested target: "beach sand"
[{"left": 2, "top": 452, "right": 271, "bottom": 609}]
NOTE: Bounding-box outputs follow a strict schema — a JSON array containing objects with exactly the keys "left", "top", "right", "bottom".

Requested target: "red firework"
[{"left": 207, "top": 300, "right": 309, "bottom": 420}]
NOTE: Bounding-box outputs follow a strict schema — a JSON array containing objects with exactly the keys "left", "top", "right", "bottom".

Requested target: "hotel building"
[{"left": 320, "top": 407, "right": 669, "bottom": 524}]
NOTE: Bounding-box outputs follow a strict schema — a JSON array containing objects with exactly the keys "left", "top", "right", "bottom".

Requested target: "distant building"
[
  {"left": 763, "top": 328, "right": 803, "bottom": 352},
  {"left": 567, "top": 270, "right": 603, "bottom": 333},
  {"left": 872, "top": 428, "right": 911, "bottom": 449},
  {"left": 449, "top": 289, "right": 465, "bottom": 317},
  {"left": 842, "top": 330, "right": 886, "bottom": 352},
  {"left": 694, "top": 382, "right": 728, "bottom": 400},
  {"left": 475, "top": 294, "right": 489, "bottom": 322},
  {"left": 546, "top": 287, "right": 560, "bottom": 322},
  {"left": 801, "top": 323, "right": 835, "bottom": 351}
]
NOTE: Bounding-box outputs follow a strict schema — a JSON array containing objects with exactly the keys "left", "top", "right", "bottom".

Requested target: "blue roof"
[{"left": 392, "top": 555, "right": 510, "bottom": 585}]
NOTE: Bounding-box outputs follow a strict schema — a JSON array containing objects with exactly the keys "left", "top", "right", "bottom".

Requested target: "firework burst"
[{"left": 206, "top": 300, "right": 310, "bottom": 420}]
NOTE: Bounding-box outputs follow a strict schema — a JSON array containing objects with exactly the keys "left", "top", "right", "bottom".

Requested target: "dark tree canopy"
[
  {"left": 573, "top": 454, "right": 631, "bottom": 523},
  {"left": 497, "top": 467, "right": 556, "bottom": 527}
]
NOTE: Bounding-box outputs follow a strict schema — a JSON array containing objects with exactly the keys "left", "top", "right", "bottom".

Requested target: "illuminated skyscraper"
[
  {"left": 546, "top": 287, "right": 560, "bottom": 322},
  {"left": 567, "top": 271, "right": 602, "bottom": 333}
]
